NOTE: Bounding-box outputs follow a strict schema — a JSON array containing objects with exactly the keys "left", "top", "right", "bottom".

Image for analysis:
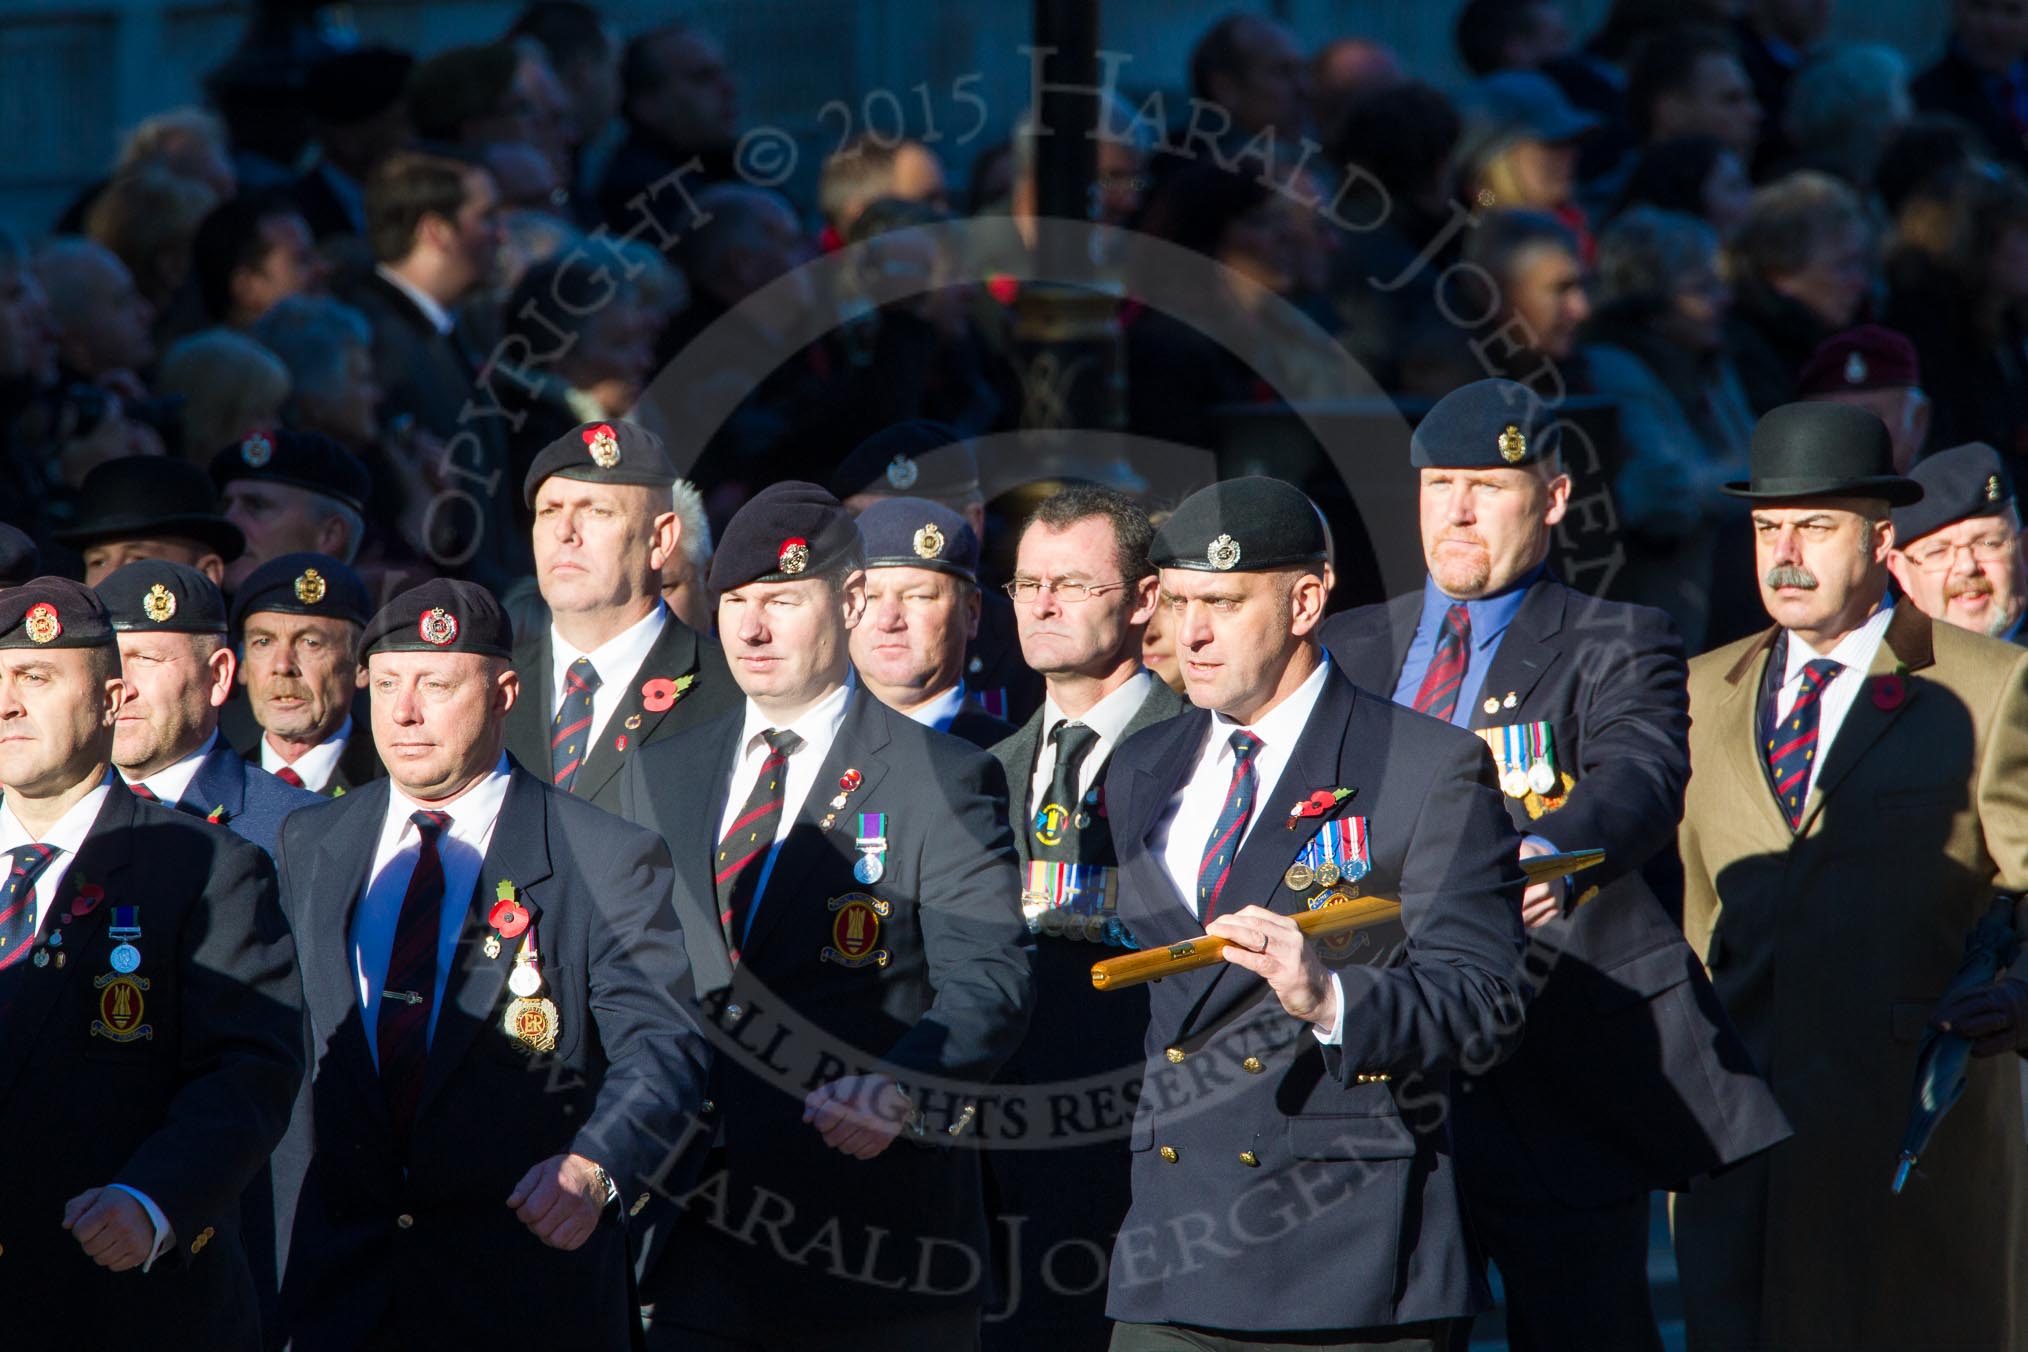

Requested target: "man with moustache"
[
  {"left": 268, "top": 579, "right": 709, "bottom": 1350},
  {"left": 1320, "top": 380, "right": 1786, "bottom": 1352},
  {"left": 1676, "top": 402, "right": 2028, "bottom": 1350},
  {"left": 97, "top": 559, "right": 318, "bottom": 860},
  {"left": 1885, "top": 442, "right": 2028, "bottom": 645},
  {"left": 621, "top": 481, "right": 1032, "bottom": 1350},
  {"left": 1101, "top": 477, "right": 1527, "bottom": 1351},
  {"left": 848, "top": 496, "right": 1013, "bottom": 748},
  {"left": 505, "top": 420, "right": 738, "bottom": 815},
  {"left": 228, "top": 553, "right": 383, "bottom": 795},
  {"left": 0, "top": 578, "right": 303, "bottom": 1350},
  {"left": 983, "top": 485, "right": 1178, "bottom": 1352}
]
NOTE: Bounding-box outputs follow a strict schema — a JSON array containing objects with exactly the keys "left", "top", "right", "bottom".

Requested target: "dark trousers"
[
  {"left": 1107, "top": 1320, "right": 1468, "bottom": 1351},
  {"left": 1468, "top": 1190, "right": 1662, "bottom": 1352},
  {"left": 641, "top": 1306, "right": 981, "bottom": 1352}
]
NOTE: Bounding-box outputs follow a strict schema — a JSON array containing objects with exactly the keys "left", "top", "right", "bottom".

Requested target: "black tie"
[
  {"left": 552, "top": 657, "right": 602, "bottom": 790},
  {"left": 1033, "top": 722, "right": 1100, "bottom": 862},
  {"left": 714, "top": 729, "right": 804, "bottom": 963},
  {"left": 0, "top": 843, "right": 56, "bottom": 972}
]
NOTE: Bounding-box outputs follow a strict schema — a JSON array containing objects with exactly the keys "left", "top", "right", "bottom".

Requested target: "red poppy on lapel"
[{"left": 1872, "top": 674, "right": 1906, "bottom": 711}]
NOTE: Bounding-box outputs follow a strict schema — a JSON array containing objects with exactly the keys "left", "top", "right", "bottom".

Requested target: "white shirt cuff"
[
  {"left": 107, "top": 1184, "right": 174, "bottom": 1271},
  {"left": 1311, "top": 970, "right": 1347, "bottom": 1047}
]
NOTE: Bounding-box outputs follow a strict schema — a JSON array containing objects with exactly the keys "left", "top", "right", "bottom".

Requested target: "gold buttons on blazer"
[
  {"left": 190, "top": 1225, "right": 215, "bottom": 1255},
  {"left": 1164, "top": 1047, "right": 1185, "bottom": 1064},
  {"left": 1159, "top": 1146, "right": 1179, "bottom": 1163},
  {"left": 1355, "top": 1072, "right": 1392, "bottom": 1084},
  {"left": 630, "top": 1194, "right": 651, "bottom": 1217},
  {"left": 1241, "top": 1057, "right": 1264, "bottom": 1074},
  {"left": 1238, "top": 1151, "right": 1261, "bottom": 1168}
]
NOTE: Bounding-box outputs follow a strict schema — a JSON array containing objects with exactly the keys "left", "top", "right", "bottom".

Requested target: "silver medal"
[
  {"left": 853, "top": 854, "right": 884, "bottom": 885},
  {"left": 1528, "top": 759, "right": 1556, "bottom": 795},
  {"left": 508, "top": 963, "right": 543, "bottom": 998},
  {"left": 110, "top": 942, "right": 140, "bottom": 973}
]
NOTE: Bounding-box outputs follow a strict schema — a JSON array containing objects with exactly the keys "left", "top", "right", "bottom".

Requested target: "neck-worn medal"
[
  {"left": 853, "top": 813, "right": 887, "bottom": 884},
  {"left": 502, "top": 921, "right": 559, "bottom": 1053}
]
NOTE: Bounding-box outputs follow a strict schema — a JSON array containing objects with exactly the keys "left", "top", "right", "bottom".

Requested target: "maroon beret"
[{"left": 1797, "top": 325, "right": 1921, "bottom": 396}]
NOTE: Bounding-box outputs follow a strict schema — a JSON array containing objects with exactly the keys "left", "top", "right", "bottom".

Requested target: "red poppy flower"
[
  {"left": 488, "top": 899, "right": 531, "bottom": 939},
  {"left": 840, "top": 768, "right": 863, "bottom": 792},
  {"left": 1872, "top": 675, "right": 1906, "bottom": 710},
  {"left": 640, "top": 677, "right": 678, "bottom": 712},
  {"left": 70, "top": 883, "right": 104, "bottom": 916}
]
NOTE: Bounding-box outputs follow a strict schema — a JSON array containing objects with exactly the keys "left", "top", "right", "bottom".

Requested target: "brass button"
[
  {"left": 1241, "top": 1057, "right": 1264, "bottom": 1074},
  {"left": 1355, "top": 1072, "right": 1392, "bottom": 1085},
  {"left": 396, "top": 1213, "right": 415, "bottom": 1230},
  {"left": 1164, "top": 1047, "right": 1185, "bottom": 1064},
  {"left": 1158, "top": 1146, "right": 1179, "bottom": 1163},
  {"left": 629, "top": 1194, "right": 650, "bottom": 1217},
  {"left": 1238, "top": 1151, "right": 1260, "bottom": 1168}
]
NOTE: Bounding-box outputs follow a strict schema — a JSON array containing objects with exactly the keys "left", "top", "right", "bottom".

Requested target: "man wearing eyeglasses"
[
  {"left": 983, "top": 484, "right": 1179, "bottom": 1352},
  {"left": 1886, "top": 442, "right": 2028, "bottom": 644}
]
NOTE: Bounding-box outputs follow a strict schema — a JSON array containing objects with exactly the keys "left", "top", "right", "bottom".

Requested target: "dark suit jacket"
[
  {"left": 619, "top": 688, "right": 1034, "bottom": 1323},
  {"left": 167, "top": 738, "right": 323, "bottom": 862},
  {"left": 1100, "top": 663, "right": 1527, "bottom": 1332},
  {"left": 1322, "top": 579, "right": 1790, "bottom": 1208},
  {"left": 0, "top": 788, "right": 303, "bottom": 1351},
  {"left": 268, "top": 764, "right": 709, "bottom": 1351},
  {"left": 223, "top": 694, "right": 385, "bottom": 798},
  {"left": 992, "top": 675, "right": 1186, "bottom": 865},
  {"left": 504, "top": 612, "right": 740, "bottom": 815},
  {"left": 1914, "top": 42, "right": 2028, "bottom": 173}
]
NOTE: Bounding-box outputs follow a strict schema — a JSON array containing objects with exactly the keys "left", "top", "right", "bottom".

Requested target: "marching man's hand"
[
  {"left": 1208, "top": 906, "right": 1338, "bottom": 1033},
  {"left": 804, "top": 1074, "right": 910, "bottom": 1159},
  {"left": 1933, "top": 978, "right": 2028, "bottom": 1056},
  {"left": 506, "top": 1153, "right": 608, "bottom": 1251}
]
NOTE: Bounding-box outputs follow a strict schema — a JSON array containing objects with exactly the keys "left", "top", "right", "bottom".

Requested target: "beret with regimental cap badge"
[
  {"left": 210, "top": 427, "right": 372, "bottom": 514},
  {"left": 230, "top": 552, "right": 371, "bottom": 633},
  {"left": 1411, "top": 377, "right": 1561, "bottom": 469},
  {"left": 0, "top": 577, "right": 114, "bottom": 650},
  {"left": 1723, "top": 401, "right": 1923, "bottom": 505},
  {"left": 1149, "top": 476, "right": 1328, "bottom": 573},
  {"left": 362, "top": 578, "right": 514, "bottom": 660},
  {"left": 96, "top": 559, "right": 228, "bottom": 634},
  {"left": 520, "top": 419, "right": 678, "bottom": 507},
  {"left": 828, "top": 420, "right": 982, "bottom": 503},
  {"left": 708, "top": 481, "right": 865, "bottom": 595},
  {"left": 1797, "top": 325, "right": 1922, "bottom": 397},
  {"left": 1892, "top": 443, "right": 2014, "bottom": 545},
  {"left": 0, "top": 524, "right": 39, "bottom": 588},
  {"left": 856, "top": 497, "right": 978, "bottom": 581}
]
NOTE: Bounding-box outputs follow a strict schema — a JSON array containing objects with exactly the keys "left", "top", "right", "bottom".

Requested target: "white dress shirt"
[
  {"left": 719, "top": 682, "right": 853, "bottom": 946},
  {"left": 0, "top": 775, "right": 171, "bottom": 1266},
  {"left": 261, "top": 715, "right": 353, "bottom": 794},
  {"left": 1774, "top": 600, "right": 1894, "bottom": 806},
  {"left": 374, "top": 263, "right": 455, "bottom": 336},
  {"left": 902, "top": 681, "right": 967, "bottom": 733},
  {"left": 120, "top": 730, "right": 219, "bottom": 808},
  {"left": 549, "top": 602, "right": 669, "bottom": 751},
  {"left": 350, "top": 754, "right": 511, "bottom": 1058},
  {"left": 1026, "top": 669, "right": 1153, "bottom": 823}
]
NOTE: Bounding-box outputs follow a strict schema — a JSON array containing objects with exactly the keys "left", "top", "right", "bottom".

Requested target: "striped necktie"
[
  {"left": 0, "top": 843, "right": 56, "bottom": 971},
  {"left": 1768, "top": 659, "right": 1841, "bottom": 829},
  {"left": 551, "top": 657, "right": 602, "bottom": 790},
  {"left": 715, "top": 729, "right": 804, "bottom": 963},
  {"left": 1197, "top": 730, "right": 1263, "bottom": 920},
  {"left": 1412, "top": 604, "right": 1471, "bottom": 722}
]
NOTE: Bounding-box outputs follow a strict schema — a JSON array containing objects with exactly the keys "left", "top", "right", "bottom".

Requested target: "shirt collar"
[
  {"left": 0, "top": 772, "right": 114, "bottom": 854},
  {"left": 906, "top": 682, "right": 967, "bottom": 730},
  {"left": 551, "top": 603, "right": 668, "bottom": 698},
  {"left": 121, "top": 729, "right": 220, "bottom": 807},
  {"left": 263, "top": 714, "right": 353, "bottom": 791},
  {"left": 374, "top": 264, "right": 456, "bottom": 337},
  {"left": 1421, "top": 563, "right": 1545, "bottom": 653},
  {"left": 388, "top": 752, "right": 512, "bottom": 834},
  {"left": 1211, "top": 654, "right": 1332, "bottom": 752},
  {"left": 738, "top": 680, "right": 853, "bottom": 757},
  {"left": 1784, "top": 597, "right": 1896, "bottom": 681},
  {"left": 1043, "top": 669, "right": 1153, "bottom": 747}
]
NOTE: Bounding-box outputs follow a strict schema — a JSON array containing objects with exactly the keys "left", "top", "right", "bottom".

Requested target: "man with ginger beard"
[{"left": 1886, "top": 442, "right": 2028, "bottom": 645}]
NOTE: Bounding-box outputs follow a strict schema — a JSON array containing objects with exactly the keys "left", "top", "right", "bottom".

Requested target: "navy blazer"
[
  {"left": 620, "top": 687, "right": 1034, "bottom": 1325},
  {"left": 1322, "top": 578, "right": 1790, "bottom": 1206},
  {"left": 267, "top": 763, "right": 709, "bottom": 1352},
  {"left": 1100, "top": 662, "right": 1527, "bottom": 1333},
  {"left": 0, "top": 788, "right": 303, "bottom": 1351},
  {"left": 167, "top": 739, "right": 323, "bottom": 862}
]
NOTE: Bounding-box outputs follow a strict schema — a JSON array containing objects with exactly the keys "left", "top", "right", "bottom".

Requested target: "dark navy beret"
[
  {"left": 0, "top": 577, "right": 115, "bottom": 650},
  {"left": 362, "top": 579, "right": 514, "bottom": 660},
  {"left": 1893, "top": 443, "right": 2014, "bottom": 545},
  {"left": 1149, "top": 477, "right": 1328, "bottom": 573},
  {"left": 0, "top": 524, "right": 39, "bottom": 587},
  {"left": 856, "top": 497, "right": 978, "bottom": 580},
  {"left": 211, "top": 427, "right": 372, "bottom": 514},
  {"left": 96, "top": 559, "right": 228, "bottom": 634},
  {"left": 520, "top": 419, "right": 677, "bottom": 508},
  {"left": 828, "top": 421, "right": 982, "bottom": 501},
  {"left": 1411, "top": 378, "right": 1561, "bottom": 469},
  {"left": 230, "top": 552, "right": 372, "bottom": 632},
  {"left": 708, "top": 481, "right": 864, "bottom": 595}
]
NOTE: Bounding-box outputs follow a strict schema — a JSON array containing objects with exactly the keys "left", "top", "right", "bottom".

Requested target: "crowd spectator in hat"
[
  {"left": 817, "top": 135, "right": 951, "bottom": 246},
  {"left": 847, "top": 497, "right": 1014, "bottom": 748},
  {"left": 1725, "top": 171, "right": 1873, "bottom": 414},
  {"left": 597, "top": 23, "right": 741, "bottom": 230},
  {"left": 1307, "top": 37, "right": 1404, "bottom": 147},
  {"left": 1887, "top": 441, "right": 2028, "bottom": 643},
  {"left": 211, "top": 426, "right": 371, "bottom": 592},
  {"left": 35, "top": 238, "right": 157, "bottom": 387},
  {"left": 1615, "top": 135, "right": 1755, "bottom": 243},
  {"left": 1731, "top": 0, "right": 1836, "bottom": 173},
  {"left": 1626, "top": 25, "right": 1764, "bottom": 169},
  {"left": 227, "top": 551, "right": 382, "bottom": 795},
  {"left": 54, "top": 456, "right": 244, "bottom": 587},
  {"left": 1913, "top": 0, "right": 2028, "bottom": 174},
  {"left": 188, "top": 195, "right": 329, "bottom": 331},
  {"left": 1582, "top": 206, "right": 1756, "bottom": 649},
  {"left": 1797, "top": 326, "right": 1930, "bottom": 472},
  {"left": 1455, "top": 69, "right": 1598, "bottom": 255},
  {"left": 154, "top": 328, "right": 290, "bottom": 465},
  {"left": 1776, "top": 44, "right": 1912, "bottom": 189},
  {"left": 292, "top": 45, "right": 415, "bottom": 244}
]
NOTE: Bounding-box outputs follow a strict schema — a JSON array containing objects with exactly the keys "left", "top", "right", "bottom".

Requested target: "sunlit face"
[
  {"left": 367, "top": 651, "right": 517, "bottom": 802},
  {"left": 1504, "top": 243, "right": 1589, "bottom": 361},
  {"left": 1888, "top": 510, "right": 2027, "bottom": 638},
  {"left": 718, "top": 573, "right": 864, "bottom": 710},
  {"left": 849, "top": 566, "right": 976, "bottom": 702},
  {"left": 1012, "top": 517, "right": 1158, "bottom": 677},
  {"left": 533, "top": 479, "right": 673, "bottom": 617},
  {"left": 239, "top": 612, "right": 359, "bottom": 744},
  {"left": 0, "top": 647, "right": 122, "bottom": 796},
  {"left": 112, "top": 631, "right": 228, "bottom": 773},
  {"left": 1419, "top": 464, "right": 1569, "bottom": 598},
  {"left": 1751, "top": 500, "right": 1893, "bottom": 637},
  {"left": 1158, "top": 566, "right": 1323, "bottom": 722}
]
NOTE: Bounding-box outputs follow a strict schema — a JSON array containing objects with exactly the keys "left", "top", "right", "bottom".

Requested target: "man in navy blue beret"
[
  {"left": 1887, "top": 441, "right": 2028, "bottom": 644},
  {"left": 211, "top": 426, "right": 374, "bottom": 593}
]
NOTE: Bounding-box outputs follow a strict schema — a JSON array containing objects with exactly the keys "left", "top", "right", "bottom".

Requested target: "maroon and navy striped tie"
[
  {"left": 1412, "top": 604, "right": 1472, "bottom": 722},
  {"left": 1197, "top": 730, "right": 1263, "bottom": 920},
  {"left": 551, "top": 657, "right": 602, "bottom": 790},
  {"left": 715, "top": 729, "right": 804, "bottom": 963},
  {"left": 0, "top": 843, "right": 56, "bottom": 972},
  {"left": 1768, "top": 659, "right": 1841, "bottom": 828},
  {"left": 377, "top": 809, "right": 450, "bottom": 1144}
]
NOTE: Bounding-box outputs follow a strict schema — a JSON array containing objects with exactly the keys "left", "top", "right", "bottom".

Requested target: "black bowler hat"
[
  {"left": 1892, "top": 443, "right": 2015, "bottom": 545},
  {"left": 96, "top": 559, "right": 228, "bottom": 634},
  {"left": 230, "top": 552, "right": 372, "bottom": 633},
  {"left": 0, "top": 577, "right": 114, "bottom": 650},
  {"left": 1722, "top": 402, "right": 1923, "bottom": 506},
  {"left": 1412, "top": 378, "right": 1561, "bottom": 469},
  {"left": 1149, "top": 477, "right": 1328, "bottom": 573},
  {"left": 210, "top": 427, "right": 372, "bottom": 514},
  {"left": 857, "top": 497, "right": 978, "bottom": 581},
  {"left": 362, "top": 578, "right": 514, "bottom": 660},
  {"left": 520, "top": 419, "right": 677, "bottom": 508},
  {"left": 708, "top": 481, "right": 864, "bottom": 595},
  {"left": 52, "top": 457, "right": 246, "bottom": 560},
  {"left": 829, "top": 421, "right": 982, "bottom": 502},
  {"left": 0, "top": 524, "right": 39, "bottom": 587}
]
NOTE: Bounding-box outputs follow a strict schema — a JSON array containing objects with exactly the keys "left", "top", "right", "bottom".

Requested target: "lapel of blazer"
[
  {"left": 1118, "top": 672, "right": 1187, "bottom": 741},
  {"left": 996, "top": 709, "right": 1044, "bottom": 867},
  {"left": 304, "top": 779, "right": 394, "bottom": 1116},
  {"left": 332, "top": 712, "right": 383, "bottom": 795},
  {"left": 1325, "top": 595, "right": 1417, "bottom": 694},
  {"left": 506, "top": 636, "right": 557, "bottom": 777},
  {"left": 573, "top": 616, "right": 704, "bottom": 804},
  {"left": 1713, "top": 626, "right": 1795, "bottom": 841},
  {"left": 418, "top": 769, "right": 554, "bottom": 1117},
  {"left": 179, "top": 741, "right": 247, "bottom": 825},
  {"left": 0, "top": 787, "right": 134, "bottom": 1106},
  {"left": 1124, "top": 708, "right": 1209, "bottom": 948},
  {"left": 1797, "top": 604, "right": 1934, "bottom": 834},
  {"left": 657, "top": 714, "right": 743, "bottom": 994},
  {"left": 1466, "top": 580, "right": 1564, "bottom": 730},
  {"left": 740, "top": 690, "right": 893, "bottom": 964}
]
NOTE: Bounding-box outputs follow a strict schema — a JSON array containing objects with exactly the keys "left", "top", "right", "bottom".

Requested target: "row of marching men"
[{"left": 6, "top": 383, "right": 2028, "bottom": 1352}]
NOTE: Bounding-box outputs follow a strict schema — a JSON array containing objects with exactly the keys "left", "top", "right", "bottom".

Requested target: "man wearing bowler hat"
[
  {"left": 53, "top": 456, "right": 245, "bottom": 587},
  {"left": 1886, "top": 441, "right": 2028, "bottom": 645},
  {"left": 211, "top": 426, "right": 374, "bottom": 593},
  {"left": 1676, "top": 401, "right": 2028, "bottom": 1350}
]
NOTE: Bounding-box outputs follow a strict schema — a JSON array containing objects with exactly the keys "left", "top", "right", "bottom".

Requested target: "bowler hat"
[{"left": 1721, "top": 402, "right": 1923, "bottom": 506}]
